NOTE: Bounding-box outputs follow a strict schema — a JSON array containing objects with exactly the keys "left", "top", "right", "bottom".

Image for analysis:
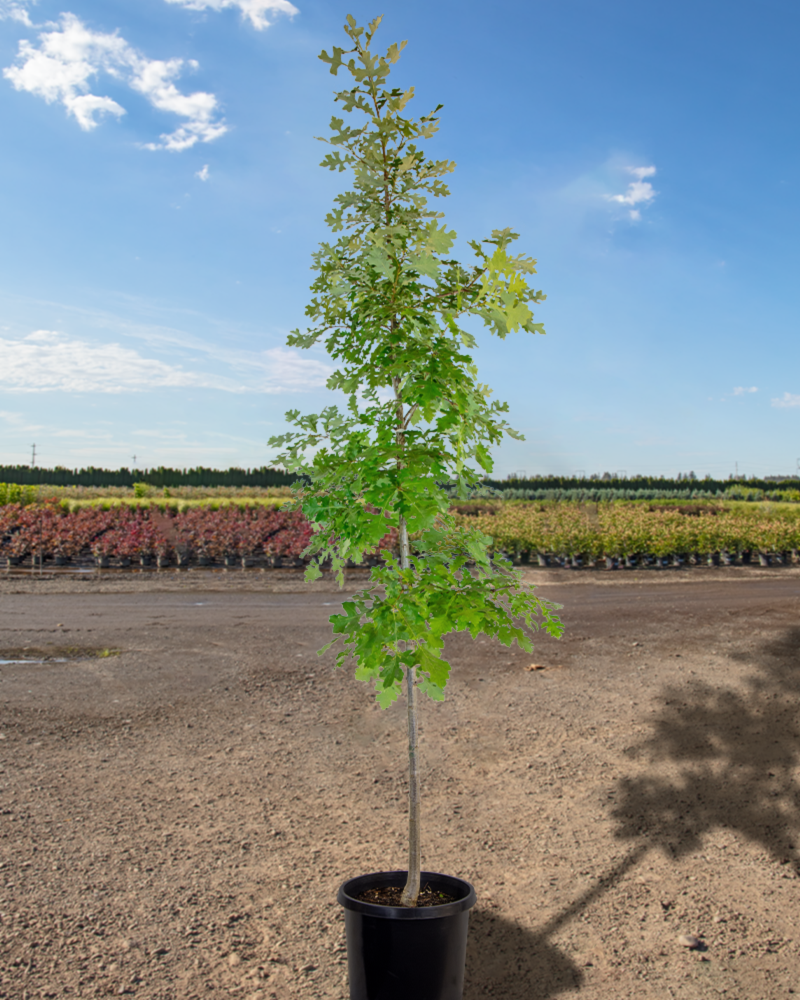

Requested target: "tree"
[{"left": 269, "top": 14, "right": 563, "bottom": 907}]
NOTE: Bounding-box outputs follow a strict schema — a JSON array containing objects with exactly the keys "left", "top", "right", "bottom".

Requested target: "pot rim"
[{"left": 338, "top": 870, "right": 476, "bottom": 920}]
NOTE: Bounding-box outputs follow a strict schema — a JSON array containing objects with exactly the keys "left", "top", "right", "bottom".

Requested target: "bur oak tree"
[{"left": 269, "top": 15, "right": 563, "bottom": 907}]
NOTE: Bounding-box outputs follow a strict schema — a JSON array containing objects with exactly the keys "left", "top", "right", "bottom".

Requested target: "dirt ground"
[{"left": 1, "top": 565, "right": 800, "bottom": 999}]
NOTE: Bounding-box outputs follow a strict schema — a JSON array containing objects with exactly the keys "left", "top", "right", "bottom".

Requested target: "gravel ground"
[{"left": 1, "top": 566, "right": 800, "bottom": 999}]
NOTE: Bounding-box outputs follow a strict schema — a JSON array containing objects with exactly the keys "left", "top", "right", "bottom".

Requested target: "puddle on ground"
[
  {"left": 0, "top": 658, "right": 68, "bottom": 665},
  {"left": 0, "top": 647, "right": 120, "bottom": 664}
]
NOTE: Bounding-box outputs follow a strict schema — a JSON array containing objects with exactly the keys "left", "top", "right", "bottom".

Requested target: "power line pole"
[{"left": 31, "top": 443, "right": 36, "bottom": 468}]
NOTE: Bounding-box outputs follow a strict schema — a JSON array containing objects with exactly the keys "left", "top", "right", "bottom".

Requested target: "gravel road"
[{"left": 1, "top": 567, "right": 799, "bottom": 999}]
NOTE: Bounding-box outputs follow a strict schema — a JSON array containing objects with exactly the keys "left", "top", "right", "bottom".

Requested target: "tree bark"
[{"left": 398, "top": 515, "right": 421, "bottom": 907}]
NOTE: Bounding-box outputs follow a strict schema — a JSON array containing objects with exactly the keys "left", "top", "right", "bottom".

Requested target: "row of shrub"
[
  {"left": 0, "top": 503, "right": 397, "bottom": 568},
  {"left": 0, "top": 483, "right": 294, "bottom": 505},
  {"left": 3, "top": 500, "right": 800, "bottom": 569},
  {"left": 454, "top": 502, "right": 800, "bottom": 561},
  {"left": 497, "top": 487, "right": 800, "bottom": 503},
  {"left": 5, "top": 481, "right": 800, "bottom": 509},
  {"left": 0, "top": 504, "right": 312, "bottom": 568}
]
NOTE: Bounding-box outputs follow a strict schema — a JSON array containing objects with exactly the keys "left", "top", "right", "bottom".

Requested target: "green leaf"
[{"left": 417, "top": 646, "right": 450, "bottom": 689}]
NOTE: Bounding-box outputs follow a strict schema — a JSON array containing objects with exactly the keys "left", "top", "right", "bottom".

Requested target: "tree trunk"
[
  {"left": 398, "top": 515, "right": 421, "bottom": 907},
  {"left": 400, "top": 660, "right": 421, "bottom": 907}
]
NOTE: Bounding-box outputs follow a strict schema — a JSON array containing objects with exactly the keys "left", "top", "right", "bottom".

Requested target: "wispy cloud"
[
  {"left": 164, "top": 0, "right": 298, "bottom": 31},
  {"left": 196, "top": 163, "right": 210, "bottom": 180},
  {"left": 733, "top": 386, "right": 758, "bottom": 396},
  {"left": 2, "top": 13, "right": 227, "bottom": 150},
  {"left": 0, "top": 0, "right": 35, "bottom": 25},
  {"left": 0, "top": 331, "right": 331, "bottom": 393},
  {"left": 772, "top": 392, "right": 800, "bottom": 409},
  {"left": 249, "top": 346, "right": 332, "bottom": 392},
  {"left": 1, "top": 330, "right": 236, "bottom": 392},
  {"left": 606, "top": 165, "right": 657, "bottom": 221}
]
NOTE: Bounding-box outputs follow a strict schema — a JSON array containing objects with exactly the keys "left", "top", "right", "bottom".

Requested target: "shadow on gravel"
[
  {"left": 464, "top": 909, "right": 583, "bottom": 999},
  {"left": 463, "top": 842, "right": 649, "bottom": 998},
  {"left": 610, "top": 626, "right": 800, "bottom": 872},
  {"left": 463, "top": 627, "right": 800, "bottom": 997}
]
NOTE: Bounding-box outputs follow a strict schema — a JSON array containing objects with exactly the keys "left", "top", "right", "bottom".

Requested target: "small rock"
[
  {"left": 228, "top": 952, "right": 241, "bottom": 968},
  {"left": 678, "top": 933, "right": 702, "bottom": 949}
]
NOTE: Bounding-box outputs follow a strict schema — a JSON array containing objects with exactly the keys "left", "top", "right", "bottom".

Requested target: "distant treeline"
[
  {"left": 0, "top": 465, "right": 297, "bottom": 488},
  {"left": 485, "top": 475, "right": 800, "bottom": 495},
  {"left": 3, "top": 466, "right": 800, "bottom": 495}
]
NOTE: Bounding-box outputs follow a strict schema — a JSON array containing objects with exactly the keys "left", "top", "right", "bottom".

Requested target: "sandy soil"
[{"left": 1, "top": 566, "right": 800, "bottom": 999}]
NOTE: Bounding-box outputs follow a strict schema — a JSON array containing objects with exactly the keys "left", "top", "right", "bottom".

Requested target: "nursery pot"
[{"left": 338, "top": 870, "right": 476, "bottom": 1000}]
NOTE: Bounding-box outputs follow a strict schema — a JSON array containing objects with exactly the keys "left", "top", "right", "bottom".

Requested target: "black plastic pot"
[{"left": 338, "top": 870, "right": 476, "bottom": 1000}]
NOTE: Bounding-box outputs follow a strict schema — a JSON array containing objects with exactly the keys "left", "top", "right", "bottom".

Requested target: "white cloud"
[
  {"left": 0, "top": 0, "right": 35, "bottom": 25},
  {"left": 733, "top": 386, "right": 758, "bottom": 396},
  {"left": 1, "top": 330, "right": 235, "bottom": 392},
  {"left": 196, "top": 163, "right": 210, "bottom": 180},
  {"left": 772, "top": 392, "right": 800, "bottom": 409},
  {"left": 2, "top": 13, "right": 227, "bottom": 149},
  {"left": 252, "top": 346, "right": 331, "bottom": 392},
  {"left": 606, "top": 165, "right": 657, "bottom": 221},
  {"left": 164, "top": 0, "right": 298, "bottom": 31},
  {"left": 0, "top": 331, "right": 331, "bottom": 394}
]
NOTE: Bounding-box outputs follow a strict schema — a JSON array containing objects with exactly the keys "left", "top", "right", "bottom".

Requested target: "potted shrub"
[{"left": 270, "top": 17, "right": 563, "bottom": 999}]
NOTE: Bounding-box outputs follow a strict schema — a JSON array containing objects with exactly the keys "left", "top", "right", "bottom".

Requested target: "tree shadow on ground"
[
  {"left": 463, "top": 627, "right": 800, "bottom": 997},
  {"left": 463, "top": 842, "right": 647, "bottom": 999},
  {"left": 464, "top": 908, "right": 583, "bottom": 999},
  {"left": 611, "top": 626, "right": 800, "bottom": 870}
]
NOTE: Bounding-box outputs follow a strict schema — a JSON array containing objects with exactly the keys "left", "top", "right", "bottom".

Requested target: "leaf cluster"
[{"left": 270, "top": 15, "right": 560, "bottom": 705}]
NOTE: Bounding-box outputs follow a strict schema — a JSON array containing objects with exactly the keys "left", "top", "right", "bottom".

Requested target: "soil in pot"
[{"left": 357, "top": 884, "right": 456, "bottom": 906}]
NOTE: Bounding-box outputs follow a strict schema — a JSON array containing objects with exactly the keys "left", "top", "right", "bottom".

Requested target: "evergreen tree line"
[
  {"left": 485, "top": 475, "right": 800, "bottom": 494},
  {"left": 0, "top": 465, "right": 297, "bottom": 488}
]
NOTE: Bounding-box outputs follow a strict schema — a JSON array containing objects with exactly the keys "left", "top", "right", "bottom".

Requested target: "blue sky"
[{"left": 1, "top": 0, "right": 798, "bottom": 479}]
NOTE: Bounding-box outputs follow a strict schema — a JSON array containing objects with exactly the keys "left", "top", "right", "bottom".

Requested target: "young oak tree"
[{"left": 269, "top": 15, "right": 563, "bottom": 907}]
